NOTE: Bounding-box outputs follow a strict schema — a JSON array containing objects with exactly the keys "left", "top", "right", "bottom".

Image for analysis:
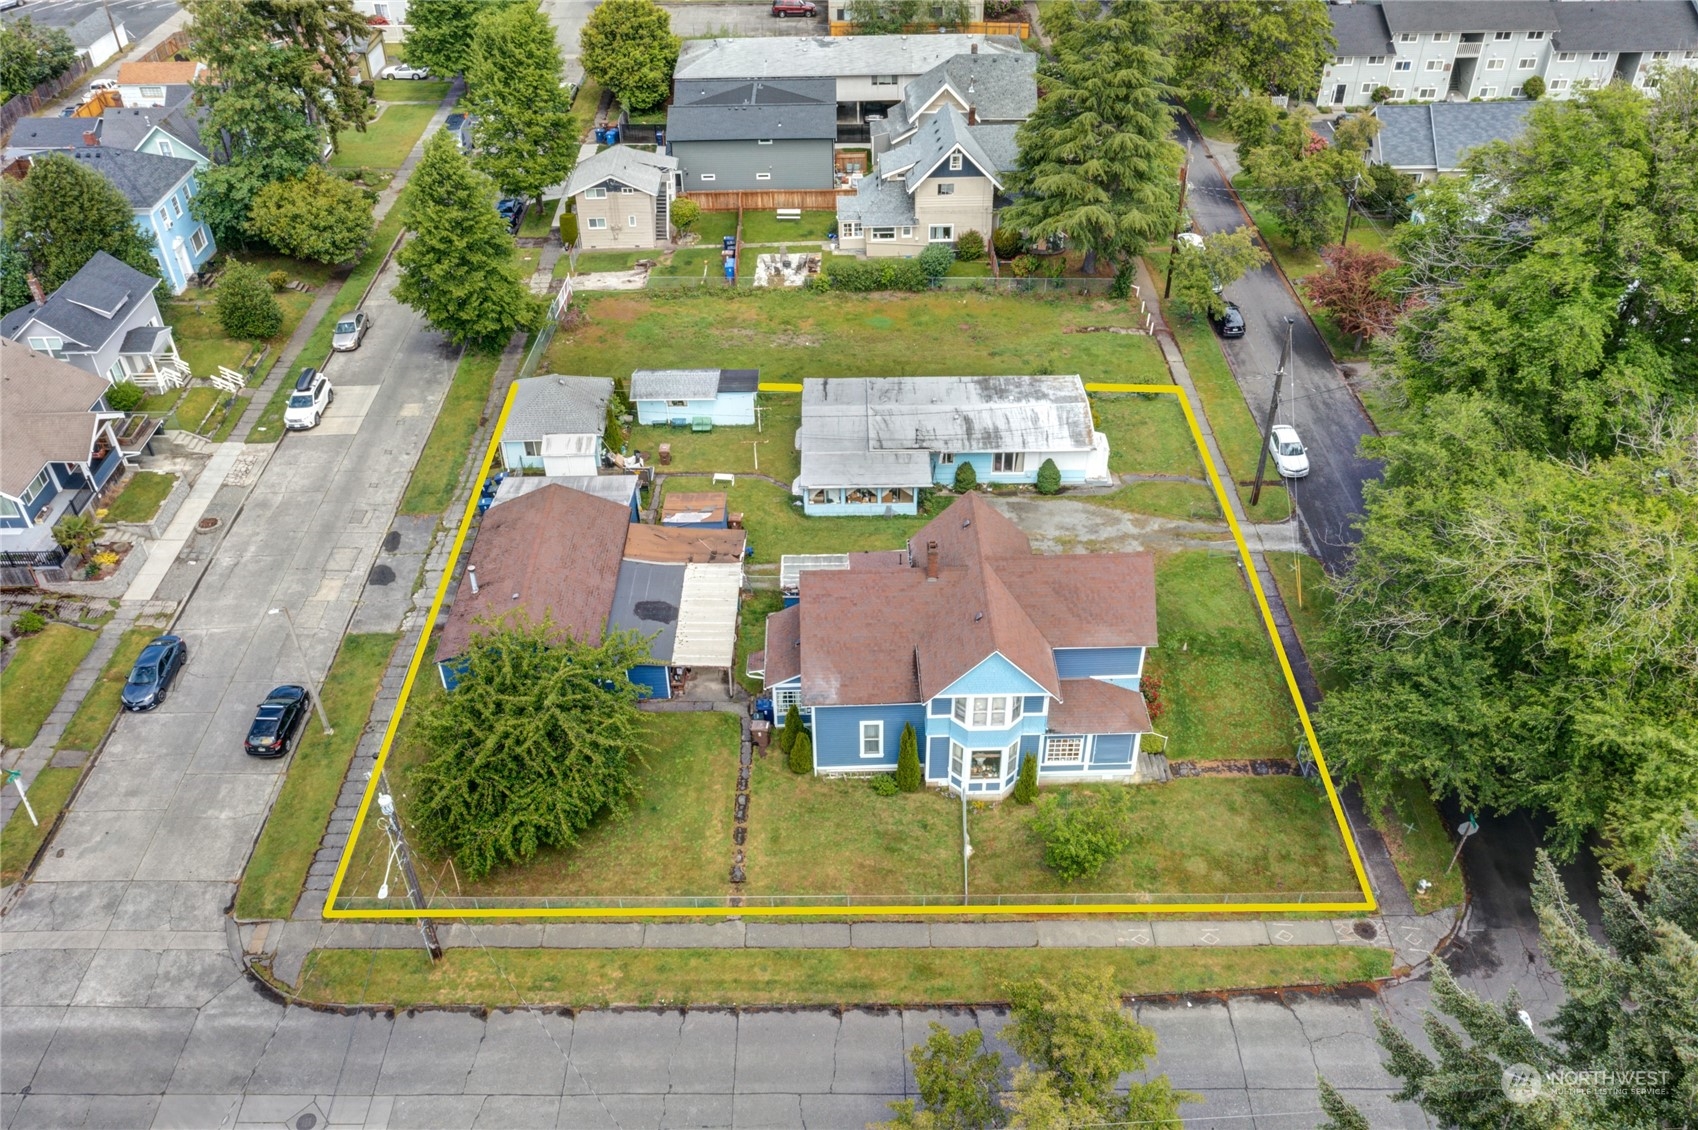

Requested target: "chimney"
[
  {"left": 467, "top": 564, "right": 479, "bottom": 594},
  {"left": 925, "top": 540, "right": 939, "bottom": 581},
  {"left": 25, "top": 272, "right": 46, "bottom": 306},
  {"left": 967, "top": 104, "right": 978, "bottom": 125},
  {"left": 82, "top": 130, "right": 99, "bottom": 147}
]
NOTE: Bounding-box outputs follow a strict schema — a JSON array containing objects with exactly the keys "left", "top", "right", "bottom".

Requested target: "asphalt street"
[
  {"left": 1176, "top": 115, "right": 1383, "bottom": 574},
  {"left": 2, "top": 0, "right": 182, "bottom": 43}
]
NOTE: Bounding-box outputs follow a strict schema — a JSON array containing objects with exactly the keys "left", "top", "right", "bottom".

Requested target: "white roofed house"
[
  {"left": 564, "top": 146, "right": 679, "bottom": 251},
  {"left": 794, "top": 375, "right": 1111, "bottom": 516},
  {"left": 498, "top": 376, "right": 614, "bottom": 476}
]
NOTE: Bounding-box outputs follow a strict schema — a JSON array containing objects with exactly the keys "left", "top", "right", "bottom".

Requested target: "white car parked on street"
[
  {"left": 1268, "top": 424, "right": 1310, "bottom": 479},
  {"left": 284, "top": 368, "right": 334, "bottom": 430}
]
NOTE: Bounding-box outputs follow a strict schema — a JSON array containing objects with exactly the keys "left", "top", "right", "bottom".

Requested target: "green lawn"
[
  {"left": 1169, "top": 311, "right": 1265, "bottom": 480},
  {"left": 546, "top": 291, "right": 1167, "bottom": 384},
  {"left": 1085, "top": 481, "right": 1222, "bottom": 523},
  {"left": 295, "top": 944, "right": 1391, "bottom": 1008},
  {"left": 160, "top": 285, "right": 317, "bottom": 380},
  {"left": 1092, "top": 394, "right": 1198, "bottom": 478},
  {"left": 680, "top": 211, "right": 738, "bottom": 245},
  {"left": 568, "top": 78, "right": 602, "bottom": 146},
  {"left": 331, "top": 102, "right": 439, "bottom": 169},
  {"left": 735, "top": 589, "right": 784, "bottom": 696},
  {"left": 0, "top": 624, "right": 98, "bottom": 748},
  {"left": 724, "top": 478, "right": 930, "bottom": 563},
  {"left": 649, "top": 247, "right": 723, "bottom": 278},
  {"left": 103, "top": 471, "right": 175, "bottom": 524},
  {"left": 1147, "top": 550, "right": 1298, "bottom": 763},
  {"left": 56, "top": 627, "right": 156, "bottom": 752},
  {"left": 1237, "top": 481, "right": 1292, "bottom": 523},
  {"left": 0, "top": 767, "right": 80, "bottom": 886},
  {"left": 944, "top": 260, "right": 994, "bottom": 278},
  {"left": 1370, "top": 777, "right": 1467, "bottom": 911},
  {"left": 373, "top": 78, "right": 450, "bottom": 103},
  {"left": 1182, "top": 96, "right": 1236, "bottom": 142},
  {"left": 235, "top": 633, "right": 399, "bottom": 920},
  {"left": 570, "top": 249, "right": 651, "bottom": 274},
  {"left": 1265, "top": 551, "right": 1334, "bottom": 688},
  {"left": 630, "top": 396, "right": 800, "bottom": 483},
  {"left": 518, "top": 196, "right": 560, "bottom": 238},
  {"left": 397, "top": 348, "right": 501, "bottom": 517},
  {"left": 738, "top": 209, "right": 836, "bottom": 244}
]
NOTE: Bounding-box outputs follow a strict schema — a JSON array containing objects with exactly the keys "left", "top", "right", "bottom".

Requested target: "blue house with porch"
[
  {"left": 630, "top": 369, "right": 758, "bottom": 427},
  {"left": 758, "top": 493, "right": 1159, "bottom": 798}
]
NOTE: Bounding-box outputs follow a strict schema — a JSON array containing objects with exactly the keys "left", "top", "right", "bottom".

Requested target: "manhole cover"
[
  {"left": 1353, "top": 920, "right": 1378, "bottom": 940},
  {"left": 196, "top": 517, "right": 220, "bottom": 532},
  {"left": 367, "top": 564, "right": 396, "bottom": 586},
  {"left": 295, "top": 1114, "right": 318, "bottom": 1130}
]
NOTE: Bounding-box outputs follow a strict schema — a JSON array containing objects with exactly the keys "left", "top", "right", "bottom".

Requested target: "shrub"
[
  {"left": 788, "top": 729, "right": 813, "bottom": 774},
  {"left": 12, "top": 611, "right": 46, "bottom": 636},
  {"left": 1035, "top": 458, "right": 1062, "bottom": 495},
  {"left": 267, "top": 269, "right": 289, "bottom": 291},
  {"left": 993, "top": 226, "right": 1023, "bottom": 260},
  {"left": 821, "top": 257, "right": 928, "bottom": 292},
  {"left": 896, "top": 723, "right": 922, "bottom": 792},
  {"left": 1011, "top": 753, "right": 1038, "bottom": 804},
  {"left": 955, "top": 229, "right": 985, "bottom": 262},
  {"left": 953, "top": 461, "right": 977, "bottom": 492},
  {"left": 560, "top": 211, "right": 580, "bottom": 246},
  {"left": 918, "top": 243, "right": 955, "bottom": 279},
  {"left": 1371, "top": 85, "right": 1392, "bottom": 103},
  {"left": 1009, "top": 254, "right": 1041, "bottom": 278},
  {"left": 870, "top": 772, "right": 900, "bottom": 797},
  {"left": 1031, "top": 792, "right": 1130, "bottom": 881},
  {"left": 51, "top": 512, "right": 103, "bottom": 558},
  {"left": 214, "top": 262, "right": 284, "bottom": 341},
  {"left": 104, "top": 380, "right": 146, "bottom": 412},
  {"left": 1521, "top": 74, "right": 1545, "bottom": 100},
  {"left": 779, "top": 702, "right": 802, "bottom": 754},
  {"left": 670, "top": 197, "right": 700, "bottom": 231}
]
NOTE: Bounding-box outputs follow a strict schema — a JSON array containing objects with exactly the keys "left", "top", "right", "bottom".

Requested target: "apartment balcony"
[{"left": 1455, "top": 42, "right": 1482, "bottom": 57}]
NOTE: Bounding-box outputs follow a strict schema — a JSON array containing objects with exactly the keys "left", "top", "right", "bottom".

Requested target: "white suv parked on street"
[{"left": 284, "top": 368, "right": 333, "bottom": 430}]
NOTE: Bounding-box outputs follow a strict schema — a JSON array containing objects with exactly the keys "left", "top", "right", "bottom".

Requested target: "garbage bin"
[
  {"left": 722, "top": 235, "right": 737, "bottom": 251},
  {"left": 605, "top": 126, "right": 619, "bottom": 144},
  {"left": 655, "top": 128, "right": 665, "bottom": 146},
  {"left": 594, "top": 125, "right": 607, "bottom": 144},
  {"left": 751, "top": 720, "right": 771, "bottom": 750}
]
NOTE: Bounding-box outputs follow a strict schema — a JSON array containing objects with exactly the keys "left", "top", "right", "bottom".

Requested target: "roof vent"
[
  {"left": 974, "top": 612, "right": 983, "bottom": 621},
  {"left": 962, "top": 518, "right": 971, "bottom": 528},
  {"left": 512, "top": 592, "right": 520, "bottom": 599}
]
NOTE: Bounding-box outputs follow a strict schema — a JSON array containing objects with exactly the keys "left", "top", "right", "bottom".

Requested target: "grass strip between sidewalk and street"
[
  {"left": 235, "top": 632, "right": 400, "bottom": 921},
  {"left": 247, "top": 208, "right": 408, "bottom": 443},
  {"left": 294, "top": 944, "right": 1392, "bottom": 1009},
  {"left": 0, "top": 624, "right": 99, "bottom": 749},
  {"left": 0, "top": 767, "right": 81, "bottom": 886},
  {"left": 55, "top": 627, "right": 157, "bottom": 752},
  {"left": 396, "top": 349, "right": 503, "bottom": 517}
]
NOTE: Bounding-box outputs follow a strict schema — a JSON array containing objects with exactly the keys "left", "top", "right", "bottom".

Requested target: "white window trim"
[
  {"left": 870, "top": 227, "right": 896, "bottom": 241},
  {"left": 1417, "top": 87, "right": 1438, "bottom": 99},
  {"left": 1494, "top": 31, "right": 1514, "bottom": 41},
  {"left": 1526, "top": 31, "right": 1544, "bottom": 40},
  {"left": 936, "top": 182, "right": 955, "bottom": 195},
  {"left": 522, "top": 440, "right": 543, "bottom": 456},
  {"left": 841, "top": 221, "right": 862, "bottom": 238},
  {"left": 190, "top": 227, "right": 207, "bottom": 253},
  {"left": 1394, "top": 60, "right": 1413, "bottom": 72},
  {"left": 859, "top": 720, "right": 884, "bottom": 759},
  {"left": 948, "top": 151, "right": 963, "bottom": 171},
  {"left": 951, "top": 695, "right": 1024, "bottom": 729},
  {"left": 1485, "top": 58, "right": 1504, "bottom": 70},
  {"left": 1367, "top": 55, "right": 1386, "bottom": 66},
  {"left": 169, "top": 192, "right": 183, "bottom": 217},
  {"left": 992, "top": 451, "right": 1025, "bottom": 473},
  {"left": 1043, "top": 736, "right": 1084, "bottom": 766},
  {"left": 620, "top": 186, "right": 635, "bottom": 194},
  {"left": 586, "top": 216, "right": 608, "bottom": 229},
  {"left": 755, "top": 172, "right": 772, "bottom": 181},
  {"left": 899, "top": 225, "right": 913, "bottom": 239},
  {"left": 585, "top": 187, "right": 607, "bottom": 199},
  {"left": 757, "top": 138, "right": 774, "bottom": 145},
  {"left": 698, "top": 173, "right": 716, "bottom": 182},
  {"left": 1479, "top": 86, "right": 1498, "bottom": 98},
  {"left": 927, "top": 224, "right": 953, "bottom": 242},
  {"left": 627, "top": 214, "right": 638, "bottom": 227},
  {"left": 949, "top": 740, "right": 965, "bottom": 778},
  {"left": 1518, "top": 57, "right": 1537, "bottom": 69},
  {"left": 1425, "top": 59, "right": 1445, "bottom": 71}
]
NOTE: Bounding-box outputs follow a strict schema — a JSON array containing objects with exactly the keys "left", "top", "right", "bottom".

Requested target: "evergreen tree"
[
  {"left": 953, "top": 461, "right": 977, "bottom": 493},
  {"left": 246, "top": 166, "right": 376, "bottom": 264},
  {"left": 213, "top": 262, "right": 284, "bottom": 341},
  {"left": 788, "top": 729, "right": 813, "bottom": 775},
  {"left": 579, "top": 0, "right": 680, "bottom": 113},
  {"left": 1314, "top": 1079, "right": 1370, "bottom": 1130},
  {"left": 1166, "top": 0, "right": 1336, "bottom": 108},
  {"left": 779, "top": 703, "right": 802, "bottom": 754},
  {"left": 1000, "top": 0, "right": 1182, "bottom": 277},
  {"left": 0, "top": 155, "right": 161, "bottom": 293},
  {"left": 394, "top": 131, "right": 539, "bottom": 350},
  {"left": 1011, "top": 753, "right": 1038, "bottom": 805},
  {"left": 403, "top": 0, "right": 520, "bottom": 77},
  {"left": 465, "top": 1, "right": 579, "bottom": 202},
  {"left": 1034, "top": 458, "right": 1062, "bottom": 495},
  {"left": 896, "top": 723, "right": 922, "bottom": 792}
]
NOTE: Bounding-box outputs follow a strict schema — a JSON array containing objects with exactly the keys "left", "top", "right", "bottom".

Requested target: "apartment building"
[{"left": 1322, "top": 0, "right": 1698, "bottom": 108}]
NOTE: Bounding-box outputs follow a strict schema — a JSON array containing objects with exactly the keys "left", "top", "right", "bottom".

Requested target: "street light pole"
[
  {"left": 1163, "top": 143, "right": 1192, "bottom": 300},
  {"left": 378, "top": 782, "right": 444, "bottom": 961},
  {"left": 1250, "top": 317, "right": 1295, "bottom": 507},
  {"left": 268, "top": 607, "right": 333, "bottom": 735}
]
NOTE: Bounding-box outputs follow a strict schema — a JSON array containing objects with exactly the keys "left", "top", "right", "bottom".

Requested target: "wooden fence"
[
  {"left": 684, "top": 189, "right": 850, "bottom": 212},
  {"left": 828, "top": 19, "right": 1027, "bottom": 37},
  {"left": 136, "top": 30, "right": 192, "bottom": 64},
  {"left": 0, "top": 57, "right": 91, "bottom": 139}
]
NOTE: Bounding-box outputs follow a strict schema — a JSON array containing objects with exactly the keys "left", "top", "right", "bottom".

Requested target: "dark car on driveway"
[
  {"left": 1212, "top": 301, "right": 1246, "bottom": 339},
  {"left": 120, "top": 635, "right": 188, "bottom": 711},
  {"left": 244, "top": 686, "right": 312, "bottom": 757}
]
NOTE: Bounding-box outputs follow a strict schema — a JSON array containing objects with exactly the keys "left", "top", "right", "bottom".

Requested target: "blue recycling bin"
[
  {"left": 724, "top": 257, "right": 736, "bottom": 279},
  {"left": 594, "top": 125, "right": 607, "bottom": 143},
  {"left": 722, "top": 235, "right": 736, "bottom": 251},
  {"left": 655, "top": 128, "right": 665, "bottom": 146},
  {"left": 605, "top": 126, "right": 619, "bottom": 144}
]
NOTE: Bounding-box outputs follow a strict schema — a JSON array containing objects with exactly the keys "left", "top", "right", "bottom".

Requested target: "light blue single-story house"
[
  {"left": 630, "top": 369, "right": 759, "bottom": 427},
  {"left": 793, "top": 375, "right": 1112, "bottom": 516},
  {"left": 758, "top": 492, "right": 1159, "bottom": 798},
  {"left": 499, "top": 376, "right": 613, "bottom": 476},
  {"left": 66, "top": 147, "right": 215, "bottom": 295}
]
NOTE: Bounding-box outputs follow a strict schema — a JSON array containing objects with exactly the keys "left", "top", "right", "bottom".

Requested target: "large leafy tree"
[
  {"left": 1168, "top": 225, "right": 1268, "bottom": 319},
  {"left": 246, "top": 166, "right": 376, "bottom": 264},
  {"left": 1329, "top": 833, "right": 1698, "bottom": 1129},
  {"left": 1166, "top": 0, "right": 1336, "bottom": 108},
  {"left": 409, "top": 617, "right": 656, "bottom": 882},
  {"left": 0, "top": 17, "right": 79, "bottom": 102},
  {"left": 464, "top": 0, "right": 579, "bottom": 201},
  {"left": 1300, "top": 244, "right": 1412, "bottom": 348},
  {"left": 1240, "top": 114, "right": 1376, "bottom": 251},
  {"left": 579, "top": 0, "right": 682, "bottom": 114},
  {"left": 1000, "top": 0, "right": 1183, "bottom": 278},
  {"left": 0, "top": 154, "right": 161, "bottom": 294},
  {"left": 402, "top": 0, "right": 519, "bottom": 77},
  {"left": 395, "top": 130, "right": 539, "bottom": 350},
  {"left": 881, "top": 1025, "right": 1007, "bottom": 1130}
]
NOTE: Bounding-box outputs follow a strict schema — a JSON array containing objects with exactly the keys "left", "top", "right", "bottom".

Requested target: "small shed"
[
  {"left": 661, "top": 490, "right": 729, "bottom": 529},
  {"left": 631, "top": 369, "right": 759, "bottom": 427}
]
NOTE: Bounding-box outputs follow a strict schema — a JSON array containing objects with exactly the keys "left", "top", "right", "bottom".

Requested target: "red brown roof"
[
  {"left": 987, "top": 554, "right": 1157, "bottom": 648},
  {"left": 436, "top": 484, "right": 630, "bottom": 659},
  {"left": 762, "top": 603, "right": 802, "bottom": 686},
  {"left": 623, "top": 524, "right": 746, "bottom": 564},
  {"left": 661, "top": 491, "right": 728, "bottom": 524},
  {"left": 1048, "top": 679, "right": 1152, "bottom": 735}
]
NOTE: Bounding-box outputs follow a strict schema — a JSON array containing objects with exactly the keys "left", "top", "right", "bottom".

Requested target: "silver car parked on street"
[{"left": 331, "top": 311, "right": 370, "bottom": 351}]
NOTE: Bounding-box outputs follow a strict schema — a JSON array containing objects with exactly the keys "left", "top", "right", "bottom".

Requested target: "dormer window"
[{"left": 948, "top": 152, "right": 963, "bottom": 171}]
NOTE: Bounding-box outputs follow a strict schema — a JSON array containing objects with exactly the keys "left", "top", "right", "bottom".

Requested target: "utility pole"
[
  {"left": 960, "top": 781, "right": 972, "bottom": 905},
  {"left": 1340, "top": 171, "right": 1362, "bottom": 248},
  {"left": 378, "top": 782, "right": 444, "bottom": 961},
  {"left": 1250, "top": 317, "right": 1296, "bottom": 507},
  {"left": 1163, "top": 142, "right": 1192, "bottom": 300},
  {"left": 268, "top": 607, "right": 333, "bottom": 735}
]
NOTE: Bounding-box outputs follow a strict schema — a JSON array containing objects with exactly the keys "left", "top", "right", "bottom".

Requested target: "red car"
[{"left": 772, "top": 0, "right": 817, "bottom": 15}]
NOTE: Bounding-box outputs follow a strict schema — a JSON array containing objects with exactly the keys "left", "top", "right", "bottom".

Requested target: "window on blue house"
[
  {"left": 952, "top": 695, "right": 1023, "bottom": 728},
  {"left": 1044, "top": 737, "right": 1084, "bottom": 765},
  {"left": 773, "top": 685, "right": 802, "bottom": 712},
  {"left": 969, "top": 747, "right": 1002, "bottom": 780},
  {"left": 860, "top": 720, "right": 883, "bottom": 757},
  {"left": 992, "top": 452, "right": 1025, "bottom": 473}
]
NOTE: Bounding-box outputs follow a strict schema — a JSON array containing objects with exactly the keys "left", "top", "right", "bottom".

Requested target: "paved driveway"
[{"left": 1177, "top": 115, "right": 1382, "bottom": 573}]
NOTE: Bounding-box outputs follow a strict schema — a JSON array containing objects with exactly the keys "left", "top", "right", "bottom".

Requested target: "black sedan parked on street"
[
  {"left": 244, "top": 686, "right": 313, "bottom": 757},
  {"left": 120, "top": 635, "right": 188, "bottom": 711}
]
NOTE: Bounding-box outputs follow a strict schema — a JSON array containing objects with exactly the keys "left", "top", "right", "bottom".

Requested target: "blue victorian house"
[{"left": 758, "top": 493, "right": 1161, "bottom": 798}]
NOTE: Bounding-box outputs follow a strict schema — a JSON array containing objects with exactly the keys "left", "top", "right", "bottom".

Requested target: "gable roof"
[
  {"left": 885, "top": 51, "right": 1038, "bottom": 139},
  {"left": 1329, "top": 3, "right": 1394, "bottom": 57},
  {"left": 1553, "top": 0, "right": 1698, "bottom": 51},
  {"left": 0, "top": 252, "right": 159, "bottom": 354},
  {"left": 0, "top": 340, "right": 115, "bottom": 497},
  {"left": 501, "top": 375, "right": 612, "bottom": 442},
  {"left": 68, "top": 146, "right": 197, "bottom": 208},
  {"left": 879, "top": 104, "right": 1007, "bottom": 192},
  {"left": 562, "top": 145, "right": 676, "bottom": 199},
  {"left": 1376, "top": 1, "right": 1561, "bottom": 33},
  {"left": 623, "top": 523, "right": 746, "bottom": 565},
  {"left": 666, "top": 77, "right": 837, "bottom": 143},
  {"left": 117, "top": 61, "right": 206, "bottom": 86},
  {"left": 788, "top": 494, "right": 1157, "bottom": 706},
  {"left": 99, "top": 99, "right": 209, "bottom": 158},
  {"left": 7, "top": 117, "right": 99, "bottom": 153},
  {"left": 630, "top": 369, "right": 720, "bottom": 400},
  {"left": 762, "top": 603, "right": 803, "bottom": 685},
  {"left": 38, "top": 9, "right": 122, "bottom": 49},
  {"left": 675, "top": 34, "right": 1024, "bottom": 82},
  {"left": 436, "top": 484, "right": 632, "bottom": 659},
  {"left": 1374, "top": 101, "right": 1532, "bottom": 172}
]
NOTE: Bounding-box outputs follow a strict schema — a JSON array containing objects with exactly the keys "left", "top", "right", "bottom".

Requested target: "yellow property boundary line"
[{"left": 323, "top": 380, "right": 1377, "bottom": 920}]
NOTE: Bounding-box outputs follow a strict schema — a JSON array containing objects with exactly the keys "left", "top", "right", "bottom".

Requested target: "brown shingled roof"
[
  {"left": 623, "top": 524, "right": 746, "bottom": 564},
  {"left": 436, "top": 484, "right": 630, "bottom": 659},
  {"left": 1048, "top": 679, "right": 1152, "bottom": 735},
  {"left": 907, "top": 490, "right": 1030, "bottom": 566},
  {"left": 0, "top": 340, "right": 114, "bottom": 497},
  {"left": 762, "top": 603, "right": 802, "bottom": 687},
  {"left": 988, "top": 554, "right": 1157, "bottom": 648},
  {"left": 117, "top": 61, "right": 205, "bottom": 85},
  {"left": 661, "top": 491, "right": 728, "bottom": 524}
]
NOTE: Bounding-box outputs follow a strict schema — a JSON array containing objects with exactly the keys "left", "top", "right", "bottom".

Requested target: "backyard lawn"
[
  {"left": 56, "top": 627, "right": 156, "bottom": 752},
  {"left": 1086, "top": 481, "right": 1222, "bottom": 523},
  {"left": 738, "top": 209, "right": 835, "bottom": 244},
  {"left": 373, "top": 79, "right": 450, "bottom": 103},
  {"left": 104, "top": 471, "right": 175, "bottom": 524},
  {"left": 680, "top": 211, "right": 738, "bottom": 245},
  {"left": 547, "top": 291, "right": 1168, "bottom": 384},
  {"left": 722, "top": 478, "right": 930, "bottom": 562},
  {"left": 569, "top": 250, "right": 650, "bottom": 274},
  {"left": 0, "top": 624, "right": 98, "bottom": 748},
  {"left": 629, "top": 396, "right": 801, "bottom": 483},
  {"left": 331, "top": 102, "right": 439, "bottom": 169},
  {"left": 1092, "top": 393, "right": 1200, "bottom": 478},
  {"left": 735, "top": 589, "right": 784, "bottom": 696}
]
